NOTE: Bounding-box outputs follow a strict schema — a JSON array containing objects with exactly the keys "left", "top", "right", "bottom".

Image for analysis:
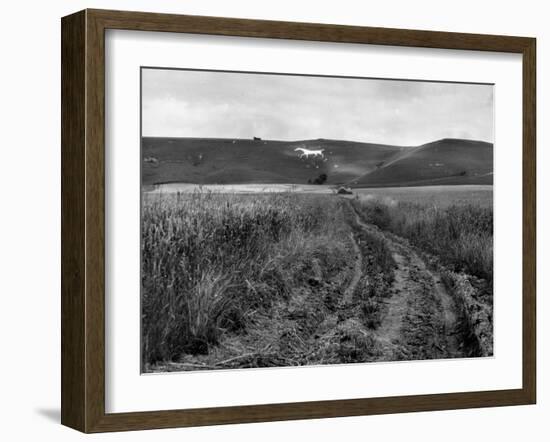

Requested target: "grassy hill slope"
[
  {"left": 349, "top": 139, "right": 493, "bottom": 188},
  {"left": 142, "top": 137, "right": 404, "bottom": 185},
  {"left": 142, "top": 137, "right": 493, "bottom": 187}
]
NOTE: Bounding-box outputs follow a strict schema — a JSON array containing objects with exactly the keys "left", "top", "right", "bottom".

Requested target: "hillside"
[
  {"left": 142, "top": 137, "right": 404, "bottom": 185},
  {"left": 142, "top": 137, "right": 493, "bottom": 187},
  {"left": 349, "top": 138, "right": 493, "bottom": 187}
]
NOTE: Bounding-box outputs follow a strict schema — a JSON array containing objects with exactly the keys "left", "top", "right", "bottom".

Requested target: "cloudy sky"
[{"left": 142, "top": 68, "right": 493, "bottom": 146}]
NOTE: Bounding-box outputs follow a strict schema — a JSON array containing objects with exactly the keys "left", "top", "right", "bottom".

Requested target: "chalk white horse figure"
[{"left": 294, "top": 147, "right": 325, "bottom": 159}]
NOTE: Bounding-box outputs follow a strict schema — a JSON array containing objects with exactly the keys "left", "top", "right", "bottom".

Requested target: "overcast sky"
[{"left": 142, "top": 68, "right": 493, "bottom": 146}]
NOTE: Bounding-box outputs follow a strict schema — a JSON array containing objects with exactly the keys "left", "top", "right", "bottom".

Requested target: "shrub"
[{"left": 312, "top": 173, "right": 328, "bottom": 184}]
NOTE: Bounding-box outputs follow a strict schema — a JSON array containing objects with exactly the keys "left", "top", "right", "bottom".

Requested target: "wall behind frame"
[{"left": 0, "top": 0, "right": 546, "bottom": 441}]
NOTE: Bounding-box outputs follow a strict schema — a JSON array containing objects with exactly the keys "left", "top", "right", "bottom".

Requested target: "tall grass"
[
  {"left": 352, "top": 199, "right": 493, "bottom": 282},
  {"left": 141, "top": 191, "right": 350, "bottom": 366}
]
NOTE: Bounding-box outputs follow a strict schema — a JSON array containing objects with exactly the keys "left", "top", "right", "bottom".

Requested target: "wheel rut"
[
  {"left": 343, "top": 232, "right": 363, "bottom": 304},
  {"left": 347, "top": 202, "right": 462, "bottom": 359}
]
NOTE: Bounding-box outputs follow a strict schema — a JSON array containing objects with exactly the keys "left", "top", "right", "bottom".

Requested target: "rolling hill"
[
  {"left": 142, "top": 137, "right": 405, "bottom": 186},
  {"left": 348, "top": 138, "right": 493, "bottom": 187},
  {"left": 142, "top": 137, "right": 493, "bottom": 187}
]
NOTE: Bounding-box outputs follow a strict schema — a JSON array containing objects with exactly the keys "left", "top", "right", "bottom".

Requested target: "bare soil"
[{"left": 349, "top": 203, "right": 462, "bottom": 360}]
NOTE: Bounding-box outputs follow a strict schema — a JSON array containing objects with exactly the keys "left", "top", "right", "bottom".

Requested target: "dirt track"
[{"left": 348, "top": 203, "right": 462, "bottom": 360}]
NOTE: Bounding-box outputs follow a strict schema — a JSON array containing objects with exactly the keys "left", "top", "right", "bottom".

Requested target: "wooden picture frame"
[{"left": 61, "top": 8, "right": 536, "bottom": 433}]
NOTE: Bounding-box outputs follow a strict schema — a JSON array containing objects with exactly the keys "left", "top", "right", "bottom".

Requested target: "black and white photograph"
[
  {"left": 140, "top": 67, "right": 494, "bottom": 373},
  {"left": 1, "top": 0, "right": 543, "bottom": 438}
]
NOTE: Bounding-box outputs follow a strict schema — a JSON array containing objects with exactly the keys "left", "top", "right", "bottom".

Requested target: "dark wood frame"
[{"left": 61, "top": 8, "right": 536, "bottom": 433}]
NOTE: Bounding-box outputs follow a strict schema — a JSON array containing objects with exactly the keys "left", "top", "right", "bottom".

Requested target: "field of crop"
[
  {"left": 142, "top": 191, "right": 364, "bottom": 369},
  {"left": 352, "top": 185, "right": 493, "bottom": 208},
  {"left": 142, "top": 185, "right": 494, "bottom": 371},
  {"left": 351, "top": 197, "right": 493, "bottom": 282},
  {"left": 351, "top": 189, "right": 493, "bottom": 355}
]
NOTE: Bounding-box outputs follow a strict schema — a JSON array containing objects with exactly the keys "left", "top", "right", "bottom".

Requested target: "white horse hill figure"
[{"left": 294, "top": 147, "right": 325, "bottom": 159}]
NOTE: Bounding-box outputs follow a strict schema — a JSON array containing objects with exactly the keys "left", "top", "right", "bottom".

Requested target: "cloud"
[{"left": 142, "top": 68, "right": 493, "bottom": 146}]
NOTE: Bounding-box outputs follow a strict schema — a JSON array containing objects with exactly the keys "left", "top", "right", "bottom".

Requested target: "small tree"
[{"left": 313, "top": 173, "right": 328, "bottom": 185}]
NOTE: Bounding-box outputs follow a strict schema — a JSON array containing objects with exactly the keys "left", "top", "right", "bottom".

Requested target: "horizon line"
[{"left": 140, "top": 135, "right": 494, "bottom": 147}]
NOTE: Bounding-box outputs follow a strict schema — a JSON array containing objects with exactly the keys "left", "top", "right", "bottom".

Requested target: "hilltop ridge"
[{"left": 142, "top": 137, "right": 492, "bottom": 187}]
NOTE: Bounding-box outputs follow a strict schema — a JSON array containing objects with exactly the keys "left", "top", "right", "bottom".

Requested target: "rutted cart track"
[{"left": 346, "top": 201, "right": 462, "bottom": 359}]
